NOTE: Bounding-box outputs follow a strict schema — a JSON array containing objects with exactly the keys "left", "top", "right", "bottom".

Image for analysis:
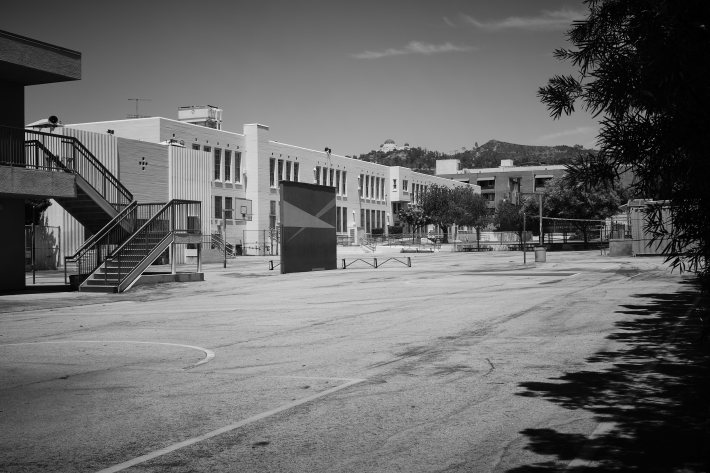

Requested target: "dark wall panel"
[{"left": 279, "top": 182, "right": 336, "bottom": 273}]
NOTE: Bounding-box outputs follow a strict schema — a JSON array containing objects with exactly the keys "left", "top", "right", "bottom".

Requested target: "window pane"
[
  {"left": 192, "top": 143, "right": 200, "bottom": 150},
  {"left": 286, "top": 161, "right": 292, "bottom": 181},
  {"left": 269, "top": 158, "right": 275, "bottom": 187},
  {"left": 225, "top": 197, "right": 233, "bottom": 216},
  {"left": 224, "top": 150, "right": 232, "bottom": 181},
  {"left": 234, "top": 152, "right": 242, "bottom": 183},
  {"left": 214, "top": 196, "right": 222, "bottom": 219},
  {"left": 294, "top": 162, "right": 300, "bottom": 182},
  {"left": 342, "top": 171, "right": 347, "bottom": 195},
  {"left": 214, "top": 149, "right": 222, "bottom": 180},
  {"left": 277, "top": 159, "right": 283, "bottom": 182}
]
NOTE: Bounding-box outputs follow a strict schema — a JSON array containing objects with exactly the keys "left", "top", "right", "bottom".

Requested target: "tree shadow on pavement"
[{"left": 508, "top": 283, "right": 710, "bottom": 472}]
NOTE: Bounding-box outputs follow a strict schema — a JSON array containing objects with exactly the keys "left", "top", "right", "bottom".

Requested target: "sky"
[{"left": 2, "top": 0, "right": 599, "bottom": 156}]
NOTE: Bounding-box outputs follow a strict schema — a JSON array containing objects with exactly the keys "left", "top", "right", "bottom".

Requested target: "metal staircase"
[
  {"left": 22, "top": 127, "right": 133, "bottom": 231},
  {"left": 1, "top": 125, "right": 203, "bottom": 293},
  {"left": 80, "top": 200, "right": 202, "bottom": 293},
  {"left": 64, "top": 202, "right": 165, "bottom": 287}
]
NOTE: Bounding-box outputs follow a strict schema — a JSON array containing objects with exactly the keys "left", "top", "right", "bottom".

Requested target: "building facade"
[
  {"left": 47, "top": 111, "right": 476, "bottom": 257},
  {"left": 436, "top": 159, "right": 567, "bottom": 211}
]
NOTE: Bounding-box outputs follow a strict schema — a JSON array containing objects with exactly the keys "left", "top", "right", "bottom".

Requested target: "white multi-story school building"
[{"left": 46, "top": 107, "right": 478, "bottom": 256}]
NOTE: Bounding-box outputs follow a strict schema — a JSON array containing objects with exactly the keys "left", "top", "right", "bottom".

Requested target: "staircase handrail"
[
  {"left": 11, "top": 126, "right": 134, "bottom": 210},
  {"left": 65, "top": 201, "right": 138, "bottom": 264},
  {"left": 23, "top": 139, "right": 73, "bottom": 172},
  {"left": 99, "top": 199, "right": 200, "bottom": 290},
  {"left": 69, "top": 136, "right": 133, "bottom": 207}
]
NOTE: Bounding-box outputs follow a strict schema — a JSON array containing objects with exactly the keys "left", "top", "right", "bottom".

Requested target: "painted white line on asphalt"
[
  {"left": 0, "top": 340, "right": 215, "bottom": 369},
  {"left": 95, "top": 377, "right": 365, "bottom": 473}
]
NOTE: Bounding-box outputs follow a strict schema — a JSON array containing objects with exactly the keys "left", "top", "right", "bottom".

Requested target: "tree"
[
  {"left": 418, "top": 185, "right": 484, "bottom": 243},
  {"left": 538, "top": 0, "right": 710, "bottom": 280},
  {"left": 543, "top": 176, "right": 627, "bottom": 246},
  {"left": 494, "top": 198, "right": 537, "bottom": 243},
  {"left": 397, "top": 205, "right": 431, "bottom": 236},
  {"left": 419, "top": 185, "right": 455, "bottom": 243}
]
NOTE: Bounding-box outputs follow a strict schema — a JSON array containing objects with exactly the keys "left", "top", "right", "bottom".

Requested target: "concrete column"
[{"left": 0, "top": 198, "right": 26, "bottom": 291}]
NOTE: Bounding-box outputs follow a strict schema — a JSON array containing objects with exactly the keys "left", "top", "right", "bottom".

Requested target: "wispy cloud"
[
  {"left": 462, "top": 9, "right": 584, "bottom": 32},
  {"left": 535, "top": 126, "right": 597, "bottom": 144},
  {"left": 443, "top": 16, "right": 456, "bottom": 28},
  {"left": 352, "top": 41, "right": 475, "bottom": 59}
]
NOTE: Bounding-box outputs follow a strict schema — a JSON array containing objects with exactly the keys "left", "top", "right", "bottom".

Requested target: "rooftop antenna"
[{"left": 127, "top": 98, "right": 151, "bottom": 118}]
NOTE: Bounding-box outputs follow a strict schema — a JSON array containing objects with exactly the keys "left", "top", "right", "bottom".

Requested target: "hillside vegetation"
[{"left": 354, "top": 140, "right": 595, "bottom": 174}]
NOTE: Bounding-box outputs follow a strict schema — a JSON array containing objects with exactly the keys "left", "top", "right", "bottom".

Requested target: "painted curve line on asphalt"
[
  {"left": 95, "top": 377, "right": 366, "bottom": 473},
  {"left": 0, "top": 340, "right": 215, "bottom": 369}
]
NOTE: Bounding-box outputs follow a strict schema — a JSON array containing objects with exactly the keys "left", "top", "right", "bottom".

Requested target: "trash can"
[{"left": 534, "top": 246, "right": 546, "bottom": 263}]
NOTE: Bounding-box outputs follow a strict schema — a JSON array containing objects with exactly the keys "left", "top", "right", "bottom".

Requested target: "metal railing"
[
  {"left": 210, "top": 233, "right": 236, "bottom": 257},
  {"left": 1, "top": 125, "right": 133, "bottom": 210},
  {"left": 64, "top": 202, "right": 165, "bottom": 283},
  {"left": 101, "top": 200, "right": 201, "bottom": 288}
]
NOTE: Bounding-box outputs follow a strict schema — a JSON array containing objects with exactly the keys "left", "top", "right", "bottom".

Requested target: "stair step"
[{"left": 79, "top": 285, "right": 118, "bottom": 293}]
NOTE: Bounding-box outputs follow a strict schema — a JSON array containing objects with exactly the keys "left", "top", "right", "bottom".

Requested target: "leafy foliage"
[
  {"left": 397, "top": 205, "right": 431, "bottom": 233},
  {"left": 418, "top": 185, "right": 487, "bottom": 243},
  {"left": 355, "top": 141, "right": 595, "bottom": 174},
  {"left": 539, "top": 0, "right": 710, "bottom": 279},
  {"left": 494, "top": 198, "right": 538, "bottom": 241},
  {"left": 544, "top": 176, "right": 627, "bottom": 243}
]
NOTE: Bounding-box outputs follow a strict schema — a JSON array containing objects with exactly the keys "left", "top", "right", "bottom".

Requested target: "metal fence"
[
  {"left": 25, "top": 225, "right": 61, "bottom": 271},
  {"left": 242, "top": 229, "right": 280, "bottom": 256}
]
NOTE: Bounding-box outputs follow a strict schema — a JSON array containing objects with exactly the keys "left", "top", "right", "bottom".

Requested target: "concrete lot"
[{"left": 1, "top": 249, "right": 708, "bottom": 472}]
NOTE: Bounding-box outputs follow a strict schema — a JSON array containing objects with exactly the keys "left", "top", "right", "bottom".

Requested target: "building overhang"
[
  {"left": 0, "top": 166, "right": 76, "bottom": 199},
  {"left": 0, "top": 30, "right": 81, "bottom": 85}
]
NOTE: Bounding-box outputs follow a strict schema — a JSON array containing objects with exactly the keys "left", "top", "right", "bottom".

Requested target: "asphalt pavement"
[{"left": 1, "top": 249, "right": 708, "bottom": 472}]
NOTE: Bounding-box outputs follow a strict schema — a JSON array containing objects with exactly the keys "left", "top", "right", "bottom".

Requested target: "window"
[
  {"left": 403, "top": 179, "right": 409, "bottom": 192},
  {"left": 365, "top": 209, "right": 371, "bottom": 232},
  {"left": 329, "top": 169, "right": 334, "bottom": 188},
  {"left": 293, "top": 162, "right": 300, "bottom": 182},
  {"left": 225, "top": 197, "right": 233, "bottom": 216},
  {"left": 214, "top": 148, "right": 222, "bottom": 180},
  {"left": 534, "top": 176, "right": 552, "bottom": 192},
  {"left": 393, "top": 179, "right": 397, "bottom": 190},
  {"left": 315, "top": 166, "right": 321, "bottom": 184},
  {"left": 191, "top": 143, "right": 200, "bottom": 151},
  {"left": 203, "top": 145, "right": 212, "bottom": 153},
  {"left": 277, "top": 159, "right": 284, "bottom": 182},
  {"left": 269, "top": 158, "right": 275, "bottom": 187},
  {"left": 224, "top": 150, "right": 232, "bottom": 181},
  {"left": 234, "top": 152, "right": 242, "bottom": 183},
  {"left": 286, "top": 161, "right": 292, "bottom": 181},
  {"left": 269, "top": 200, "right": 277, "bottom": 229},
  {"left": 214, "top": 195, "right": 222, "bottom": 219},
  {"left": 360, "top": 208, "right": 365, "bottom": 227},
  {"left": 336, "top": 205, "right": 341, "bottom": 232},
  {"left": 381, "top": 179, "right": 385, "bottom": 200},
  {"left": 342, "top": 206, "right": 348, "bottom": 232},
  {"left": 365, "top": 175, "right": 370, "bottom": 198},
  {"left": 358, "top": 174, "right": 364, "bottom": 197},
  {"left": 342, "top": 171, "right": 347, "bottom": 196},
  {"left": 335, "top": 170, "right": 341, "bottom": 195}
]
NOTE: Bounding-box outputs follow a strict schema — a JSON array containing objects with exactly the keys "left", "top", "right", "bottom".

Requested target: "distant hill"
[{"left": 354, "top": 140, "right": 595, "bottom": 174}]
